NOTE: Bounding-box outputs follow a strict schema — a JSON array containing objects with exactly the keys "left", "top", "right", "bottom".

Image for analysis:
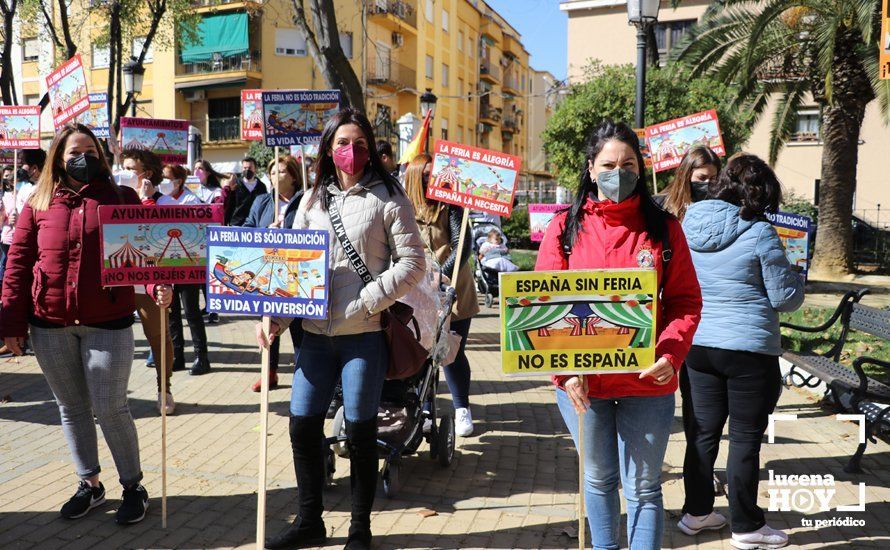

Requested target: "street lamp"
[
  {"left": 122, "top": 56, "right": 145, "bottom": 117},
  {"left": 419, "top": 88, "right": 438, "bottom": 152},
  {"left": 627, "top": 0, "right": 660, "bottom": 129}
]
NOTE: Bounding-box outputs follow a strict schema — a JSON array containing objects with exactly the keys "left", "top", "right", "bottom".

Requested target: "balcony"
[
  {"left": 502, "top": 116, "right": 518, "bottom": 133},
  {"left": 367, "top": 56, "right": 417, "bottom": 91},
  {"left": 503, "top": 34, "right": 521, "bottom": 57},
  {"left": 189, "top": 0, "right": 260, "bottom": 8},
  {"left": 191, "top": 117, "right": 242, "bottom": 144},
  {"left": 480, "top": 103, "right": 502, "bottom": 125},
  {"left": 481, "top": 18, "right": 501, "bottom": 42},
  {"left": 503, "top": 73, "right": 520, "bottom": 95},
  {"left": 368, "top": 0, "right": 417, "bottom": 31},
  {"left": 480, "top": 58, "right": 500, "bottom": 83},
  {"left": 176, "top": 51, "right": 261, "bottom": 77}
]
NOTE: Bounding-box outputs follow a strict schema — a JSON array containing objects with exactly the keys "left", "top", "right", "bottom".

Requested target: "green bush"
[
  {"left": 781, "top": 190, "right": 818, "bottom": 220},
  {"left": 502, "top": 206, "right": 531, "bottom": 250}
]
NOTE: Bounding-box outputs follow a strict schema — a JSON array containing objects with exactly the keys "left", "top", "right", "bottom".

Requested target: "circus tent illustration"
[
  {"left": 654, "top": 139, "right": 680, "bottom": 163},
  {"left": 109, "top": 239, "right": 147, "bottom": 268},
  {"left": 246, "top": 108, "right": 263, "bottom": 130},
  {"left": 124, "top": 137, "right": 148, "bottom": 151},
  {"left": 504, "top": 294, "right": 654, "bottom": 352}
]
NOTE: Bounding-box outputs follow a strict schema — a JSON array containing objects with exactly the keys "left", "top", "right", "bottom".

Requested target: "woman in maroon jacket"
[{"left": 1, "top": 123, "right": 172, "bottom": 525}]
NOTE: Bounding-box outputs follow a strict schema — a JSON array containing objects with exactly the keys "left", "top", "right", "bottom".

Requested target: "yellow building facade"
[{"left": 19, "top": 0, "right": 536, "bottom": 170}]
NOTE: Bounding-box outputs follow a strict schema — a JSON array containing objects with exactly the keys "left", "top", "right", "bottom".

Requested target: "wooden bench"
[{"left": 781, "top": 289, "right": 890, "bottom": 472}]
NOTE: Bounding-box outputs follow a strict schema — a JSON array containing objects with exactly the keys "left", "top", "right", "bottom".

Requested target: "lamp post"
[
  {"left": 420, "top": 88, "right": 438, "bottom": 153},
  {"left": 122, "top": 56, "right": 145, "bottom": 117},
  {"left": 627, "top": 0, "right": 660, "bottom": 129}
]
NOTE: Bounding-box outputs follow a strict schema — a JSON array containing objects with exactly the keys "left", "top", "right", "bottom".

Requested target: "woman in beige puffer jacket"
[{"left": 259, "top": 109, "right": 425, "bottom": 550}]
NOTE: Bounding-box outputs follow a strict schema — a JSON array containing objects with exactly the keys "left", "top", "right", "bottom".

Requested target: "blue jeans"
[
  {"left": 290, "top": 331, "right": 388, "bottom": 422},
  {"left": 556, "top": 389, "right": 675, "bottom": 550}
]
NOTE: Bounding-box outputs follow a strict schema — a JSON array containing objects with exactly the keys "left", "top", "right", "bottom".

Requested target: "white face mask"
[
  {"left": 158, "top": 179, "right": 175, "bottom": 195},
  {"left": 114, "top": 169, "right": 138, "bottom": 190}
]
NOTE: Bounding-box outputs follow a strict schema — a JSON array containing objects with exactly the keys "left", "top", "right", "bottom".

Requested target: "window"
[
  {"left": 458, "top": 125, "right": 464, "bottom": 143},
  {"left": 442, "top": 10, "right": 449, "bottom": 32},
  {"left": 340, "top": 32, "right": 353, "bottom": 59},
  {"left": 654, "top": 19, "right": 695, "bottom": 63},
  {"left": 425, "top": 55, "right": 434, "bottom": 80},
  {"left": 208, "top": 97, "right": 241, "bottom": 142},
  {"left": 458, "top": 77, "right": 464, "bottom": 97},
  {"left": 22, "top": 38, "right": 39, "bottom": 62},
  {"left": 441, "top": 117, "right": 448, "bottom": 140},
  {"left": 275, "top": 28, "right": 307, "bottom": 57},
  {"left": 458, "top": 30, "right": 464, "bottom": 52},
  {"left": 521, "top": 73, "right": 526, "bottom": 92},
  {"left": 792, "top": 108, "right": 821, "bottom": 142},
  {"left": 92, "top": 45, "right": 110, "bottom": 68},
  {"left": 467, "top": 34, "right": 473, "bottom": 58},
  {"left": 131, "top": 37, "right": 154, "bottom": 63},
  {"left": 442, "top": 63, "right": 449, "bottom": 86},
  {"left": 23, "top": 94, "right": 40, "bottom": 106},
  {"left": 425, "top": 0, "right": 434, "bottom": 23}
]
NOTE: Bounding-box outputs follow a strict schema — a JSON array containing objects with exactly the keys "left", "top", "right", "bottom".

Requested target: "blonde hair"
[
  {"left": 30, "top": 123, "right": 112, "bottom": 211},
  {"left": 266, "top": 155, "right": 303, "bottom": 191},
  {"left": 403, "top": 153, "right": 440, "bottom": 223}
]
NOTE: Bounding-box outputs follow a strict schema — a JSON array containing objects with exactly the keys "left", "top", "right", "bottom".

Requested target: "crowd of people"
[{"left": 0, "top": 111, "right": 805, "bottom": 550}]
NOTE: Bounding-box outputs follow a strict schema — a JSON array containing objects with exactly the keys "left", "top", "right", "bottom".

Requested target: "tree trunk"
[
  {"left": 107, "top": 1, "right": 121, "bottom": 131},
  {"left": 292, "top": 0, "right": 365, "bottom": 113},
  {"left": 810, "top": 28, "right": 873, "bottom": 277},
  {"left": 0, "top": 0, "right": 18, "bottom": 105}
]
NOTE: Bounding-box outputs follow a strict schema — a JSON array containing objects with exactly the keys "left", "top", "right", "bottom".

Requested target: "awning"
[
  {"left": 175, "top": 76, "right": 247, "bottom": 91},
  {"left": 180, "top": 12, "right": 248, "bottom": 63}
]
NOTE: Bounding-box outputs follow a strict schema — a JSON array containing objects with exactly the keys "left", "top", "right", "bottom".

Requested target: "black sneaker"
[
  {"left": 60, "top": 480, "right": 106, "bottom": 519},
  {"left": 207, "top": 312, "right": 219, "bottom": 324},
  {"left": 115, "top": 484, "right": 148, "bottom": 525}
]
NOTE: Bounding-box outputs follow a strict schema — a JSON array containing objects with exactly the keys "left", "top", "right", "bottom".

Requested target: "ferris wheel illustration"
[
  {"left": 212, "top": 248, "right": 325, "bottom": 298},
  {"left": 134, "top": 223, "right": 208, "bottom": 265}
]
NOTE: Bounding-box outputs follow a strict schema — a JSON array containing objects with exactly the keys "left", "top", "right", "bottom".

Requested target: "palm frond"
[{"left": 767, "top": 79, "right": 809, "bottom": 165}]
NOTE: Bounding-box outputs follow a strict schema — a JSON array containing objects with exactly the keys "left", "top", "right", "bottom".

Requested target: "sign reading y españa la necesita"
[{"left": 500, "top": 269, "right": 658, "bottom": 376}]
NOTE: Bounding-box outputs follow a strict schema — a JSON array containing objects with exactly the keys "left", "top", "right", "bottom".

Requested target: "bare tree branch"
[{"left": 0, "top": 0, "right": 18, "bottom": 104}]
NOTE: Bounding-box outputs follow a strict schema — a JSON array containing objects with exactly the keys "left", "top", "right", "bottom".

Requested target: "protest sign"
[
  {"left": 0, "top": 150, "right": 13, "bottom": 163},
  {"left": 500, "top": 269, "right": 658, "bottom": 376},
  {"left": 120, "top": 117, "right": 189, "bottom": 164},
  {"left": 261, "top": 89, "right": 341, "bottom": 147},
  {"left": 633, "top": 128, "right": 653, "bottom": 169},
  {"left": 80, "top": 93, "right": 110, "bottom": 138},
  {"left": 881, "top": 1, "right": 890, "bottom": 79},
  {"left": 0, "top": 106, "right": 40, "bottom": 148},
  {"left": 98, "top": 204, "right": 223, "bottom": 286},
  {"left": 528, "top": 203, "right": 569, "bottom": 243},
  {"left": 289, "top": 142, "right": 320, "bottom": 161},
  {"left": 205, "top": 227, "right": 329, "bottom": 319},
  {"left": 645, "top": 110, "right": 725, "bottom": 173},
  {"left": 241, "top": 89, "right": 264, "bottom": 141},
  {"left": 765, "top": 211, "right": 812, "bottom": 280},
  {"left": 427, "top": 140, "right": 521, "bottom": 217},
  {"left": 46, "top": 54, "right": 90, "bottom": 128}
]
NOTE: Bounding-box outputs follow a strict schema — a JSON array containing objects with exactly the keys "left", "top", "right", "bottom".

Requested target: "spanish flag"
[{"left": 398, "top": 110, "right": 433, "bottom": 165}]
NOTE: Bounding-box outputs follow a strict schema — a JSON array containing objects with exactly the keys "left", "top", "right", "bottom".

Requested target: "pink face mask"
[{"left": 332, "top": 143, "right": 370, "bottom": 176}]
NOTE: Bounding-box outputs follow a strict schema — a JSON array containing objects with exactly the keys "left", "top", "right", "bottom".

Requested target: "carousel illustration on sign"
[
  {"left": 500, "top": 270, "right": 658, "bottom": 376},
  {"left": 206, "top": 227, "right": 329, "bottom": 319}
]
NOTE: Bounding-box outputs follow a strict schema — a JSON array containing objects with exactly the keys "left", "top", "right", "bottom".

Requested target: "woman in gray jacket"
[
  {"left": 679, "top": 154, "right": 804, "bottom": 549},
  {"left": 258, "top": 109, "right": 426, "bottom": 550}
]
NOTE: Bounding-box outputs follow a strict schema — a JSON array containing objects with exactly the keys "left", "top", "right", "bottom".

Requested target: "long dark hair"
[
  {"left": 712, "top": 153, "right": 782, "bottom": 220},
  {"left": 308, "top": 108, "right": 401, "bottom": 210},
  {"left": 194, "top": 159, "right": 224, "bottom": 189},
  {"left": 561, "top": 120, "right": 668, "bottom": 253}
]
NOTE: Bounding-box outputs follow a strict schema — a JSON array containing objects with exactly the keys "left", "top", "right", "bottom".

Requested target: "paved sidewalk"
[{"left": 1, "top": 307, "right": 889, "bottom": 549}]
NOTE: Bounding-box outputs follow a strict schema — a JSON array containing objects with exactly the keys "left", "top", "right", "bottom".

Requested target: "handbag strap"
[{"left": 328, "top": 193, "right": 374, "bottom": 285}]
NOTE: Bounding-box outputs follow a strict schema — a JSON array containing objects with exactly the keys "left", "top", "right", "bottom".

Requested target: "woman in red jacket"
[
  {"left": 536, "top": 120, "right": 701, "bottom": 549},
  {"left": 1, "top": 123, "right": 172, "bottom": 525}
]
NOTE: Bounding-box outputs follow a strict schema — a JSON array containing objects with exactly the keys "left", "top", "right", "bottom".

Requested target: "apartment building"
[
  {"left": 18, "top": 0, "right": 540, "bottom": 171},
  {"left": 560, "top": 0, "right": 890, "bottom": 220}
]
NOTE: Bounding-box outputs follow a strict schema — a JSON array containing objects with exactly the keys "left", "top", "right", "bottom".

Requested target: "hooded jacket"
[
  {"left": 536, "top": 194, "right": 702, "bottom": 399},
  {"left": 273, "top": 171, "right": 426, "bottom": 337},
  {"left": 682, "top": 200, "right": 805, "bottom": 355}
]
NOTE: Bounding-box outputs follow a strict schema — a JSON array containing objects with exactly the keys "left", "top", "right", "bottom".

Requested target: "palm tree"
[{"left": 673, "top": 0, "right": 890, "bottom": 275}]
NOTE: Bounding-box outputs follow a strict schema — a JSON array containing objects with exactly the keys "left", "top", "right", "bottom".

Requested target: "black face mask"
[
  {"left": 243, "top": 169, "right": 255, "bottom": 181},
  {"left": 691, "top": 180, "right": 711, "bottom": 202},
  {"left": 66, "top": 154, "right": 104, "bottom": 184}
]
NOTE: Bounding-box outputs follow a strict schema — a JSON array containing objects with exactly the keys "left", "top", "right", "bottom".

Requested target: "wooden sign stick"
[
  {"left": 578, "top": 415, "right": 585, "bottom": 550},
  {"left": 256, "top": 316, "right": 272, "bottom": 549},
  {"left": 159, "top": 305, "right": 169, "bottom": 528},
  {"left": 651, "top": 169, "right": 659, "bottom": 195},
  {"left": 11, "top": 149, "right": 17, "bottom": 205},
  {"left": 449, "top": 208, "right": 471, "bottom": 287},
  {"left": 273, "top": 146, "right": 280, "bottom": 217}
]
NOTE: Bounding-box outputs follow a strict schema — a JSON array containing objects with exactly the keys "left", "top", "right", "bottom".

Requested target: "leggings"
[
  {"left": 30, "top": 324, "right": 142, "bottom": 486},
  {"left": 443, "top": 317, "right": 472, "bottom": 409},
  {"left": 135, "top": 293, "right": 173, "bottom": 392}
]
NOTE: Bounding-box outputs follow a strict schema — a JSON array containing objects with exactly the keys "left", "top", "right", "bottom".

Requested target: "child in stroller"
[
  {"left": 471, "top": 222, "right": 513, "bottom": 308},
  {"left": 478, "top": 228, "right": 519, "bottom": 273}
]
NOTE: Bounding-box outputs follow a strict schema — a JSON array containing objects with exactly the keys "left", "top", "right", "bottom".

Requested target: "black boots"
[
  {"left": 265, "top": 415, "right": 327, "bottom": 550},
  {"left": 189, "top": 321, "right": 211, "bottom": 375},
  {"left": 344, "top": 417, "right": 378, "bottom": 550}
]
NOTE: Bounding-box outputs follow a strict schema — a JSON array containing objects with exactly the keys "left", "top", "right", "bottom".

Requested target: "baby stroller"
[
  {"left": 470, "top": 216, "right": 506, "bottom": 308},
  {"left": 324, "top": 284, "right": 458, "bottom": 498}
]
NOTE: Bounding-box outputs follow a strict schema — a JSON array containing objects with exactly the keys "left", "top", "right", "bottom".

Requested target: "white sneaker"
[
  {"left": 455, "top": 407, "right": 473, "bottom": 437},
  {"left": 731, "top": 524, "right": 789, "bottom": 549},
  {"left": 157, "top": 392, "right": 175, "bottom": 416},
  {"left": 677, "top": 511, "right": 727, "bottom": 535}
]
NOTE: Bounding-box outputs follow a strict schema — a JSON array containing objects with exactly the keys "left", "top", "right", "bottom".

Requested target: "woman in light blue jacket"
[{"left": 678, "top": 154, "right": 804, "bottom": 550}]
